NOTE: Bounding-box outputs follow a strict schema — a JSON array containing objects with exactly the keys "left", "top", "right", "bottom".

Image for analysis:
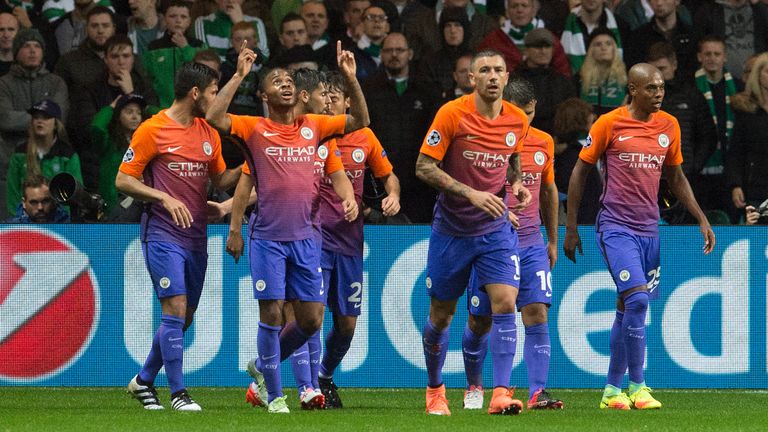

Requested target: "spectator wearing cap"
[
  {"left": 561, "top": 0, "right": 625, "bottom": 75},
  {"left": 514, "top": 27, "right": 575, "bottom": 134},
  {"left": 0, "top": 12, "right": 19, "bottom": 76},
  {"left": 577, "top": 27, "right": 627, "bottom": 116},
  {"left": 477, "top": 0, "right": 571, "bottom": 78},
  {"left": 6, "top": 99, "right": 81, "bottom": 216},
  {"left": 90, "top": 93, "right": 146, "bottom": 216},
  {"left": 351, "top": 4, "right": 391, "bottom": 80},
  {"left": 416, "top": 6, "right": 470, "bottom": 101},
  {"left": 6, "top": 175, "right": 70, "bottom": 223},
  {"left": 0, "top": 27, "right": 69, "bottom": 189},
  {"left": 401, "top": 0, "right": 498, "bottom": 61}
]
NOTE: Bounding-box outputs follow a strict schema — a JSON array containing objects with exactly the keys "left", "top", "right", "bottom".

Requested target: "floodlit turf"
[{"left": 1, "top": 387, "right": 766, "bottom": 431}]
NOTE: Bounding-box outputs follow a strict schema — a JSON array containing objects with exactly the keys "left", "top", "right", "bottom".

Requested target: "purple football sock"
[
  {"left": 279, "top": 321, "right": 311, "bottom": 362},
  {"left": 490, "top": 313, "right": 516, "bottom": 388},
  {"left": 423, "top": 319, "right": 449, "bottom": 388},
  {"left": 524, "top": 323, "right": 550, "bottom": 394},
  {"left": 290, "top": 342, "right": 312, "bottom": 393},
  {"left": 462, "top": 323, "right": 488, "bottom": 388},
  {"left": 622, "top": 292, "right": 649, "bottom": 385},
  {"left": 320, "top": 325, "right": 353, "bottom": 378},
  {"left": 307, "top": 330, "right": 322, "bottom": 389},
  {"left": 158, "top": 314, "right": 185, "bottom": 394},
  {"left": 606, "top": 311, "right": 627, "bottom": 388},
  {"left": 257, "top": 321, "right": 283, "bottom": 402},
  {"left": 138, "top": 326, "right": 163, "bottom": 385}
]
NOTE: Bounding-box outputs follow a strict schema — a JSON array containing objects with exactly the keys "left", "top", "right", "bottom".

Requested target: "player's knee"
[
  {"left": 298, "top": 315, "right": 323, "bottom": 334},
  {"left": 429, "top": 299, "right": 457, "bottom": 330},
  {"left": 468, "top": 314, "right": 491, "bottom": 335},
  {"left": 335, "top": 316, "right": 357, "bottom": 337},
  {"left": 160, "top": 295, "right": 187, "bottom": 319},
  {"left": 521, "top": 303, "right": 548, "bottom": 326},
  {"left": 259, "top": 300, "right": 284, "bottom": 326},
  {"left": 623, "top": 290, "right": 649, "bottom": 313}
]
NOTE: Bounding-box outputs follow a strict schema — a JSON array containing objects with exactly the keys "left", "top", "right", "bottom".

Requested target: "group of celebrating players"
[{"left": 117, "top": 38, "right": 716, "bottom": 415}]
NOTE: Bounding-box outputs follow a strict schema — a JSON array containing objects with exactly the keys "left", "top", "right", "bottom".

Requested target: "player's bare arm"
[
  {"left": 206, "top": 187, "right": 257, "bottom": 222},
  {"left": 540, "top": 181, "right": 559, "bottom": 269},
  {"left": 415, "top": 153, "right": 506, "bottom": 218},
  {"left": 211, "top": 166, "right": 243, "bottom": 191},
  {"left": 206, "top": 41, "right": 257, "bottom": 133},
  {"left": 663, "top": 164, "right": 715, "bottom": 254},
  {"left": 379, "top": 172, "right": 401, "bottom": 217},
  {"left": 563, "top": 159, "right": 595, "bottom": 263},
  {"left": 329, "top": 169, "right": 359, "bottom": 221},
  {"left": 336, "top": 40, "right": 370, "bottom": 133},
  {"left": 226, "top": 172, "right": 254, "bottom": 262},
  {"left": 116, "top": 171, "right": 193, "bottom": 228},
  {"left": 507, "top": 153, "right": 532, "bottom": 210}
]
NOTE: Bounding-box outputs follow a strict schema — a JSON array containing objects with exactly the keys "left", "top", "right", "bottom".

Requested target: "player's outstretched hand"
[
  {"left": 337, "top": 40, "right": 357, "bottom": 78},
  {"left": 510, "top": 183, "right": 532, "bottom": 211},
  {"left": 563, "top": 227, "right": 582, "bottom": 263},
  {"left": 236, "top": 40, "right": 257, "bottom": 78},
  {"left": 381, "top": 194, "right": 400, "bottom": 217},
  {"left": 507, "top": 210, "right": 520, "bottom": 229},
  {"left": 468, "top": 190, "right": 506, "bottom": 218},
  {"left": 161, "top": 195, "right": 193, "bottom": 228},
  {"left": 342, "top": 198, "right": 359, "bottom": 222},
  {"left": 226, "top": 230, "right": 244, "bottom": 263},
  {"left": 547, "top": 241, "right": 558, "bottom": 269},
  {"left": 701, "top": 223, "right": 715, "bottom": 255}
]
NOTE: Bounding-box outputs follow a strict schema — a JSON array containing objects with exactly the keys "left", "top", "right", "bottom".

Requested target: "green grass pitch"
[{"left": 1, "top": 388, "right": 766, "bottom": 431}]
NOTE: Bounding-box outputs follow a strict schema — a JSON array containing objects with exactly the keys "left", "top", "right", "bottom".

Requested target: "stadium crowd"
[{"left": 0, "top": 0, "right": 766, "bottom": 225}]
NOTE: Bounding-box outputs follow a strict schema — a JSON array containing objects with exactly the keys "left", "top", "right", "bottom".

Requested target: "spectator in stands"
[
  {"left": 42, "top": 0, "right": 111, "bottom": 24},
  {"left": 537, "top": 0, "right": 571, "bottom": 36},
  {"left": 52, "top": 0, "right": 116, "bottom": 58},
  {"left": 647, "top": 42, "right": 715, "bottom": 178},
  {"left": 6, "top": 99, "right": 81, "bottom": 216},
  {"left": 272, "top": 12, "right": 308, "bottom": 60},
  {"left": 126, "top": 0, "right": 162, "bottom": 55},
  {"left": 362, "top": 32, "right": 440, "bottom": 223},
  {"left": 417, "top": 7, "right": 470, "bottom": 101},
  {"left": 577, "top": 27, "right": 627, "bottom": 116},
  {"left": 144, "top": 0, "right": 205, "bottom": 108},
  {"left": 401, "top": 0, "right": 498, "bottom": 60},
  {"left": 54, "top": 6, "right": 116, "bottom": 92},
  {"left": 692, "top": 35, "right": 741, "bottom": 221},
  {"left": 193, "top": 48, "right": 221, "bottom": 72},
  {"left": 694, "top": 0, "right": 768, "bottom": 80},
  {"left": 69, "top": 34, "right": 155, "bottom": 190},
  {"left": 0, "top": 12, "right": 19, "bottom": 76},
  {"left": 741, "top": 53, "right": 759, "bottom": 85},
  {"left": 341, "top": 0, "right": 371, "bottom": 43},
  {"left": 299, "top": 0, "right": 338, "bottom": 69},
  {"left": 219, "top": 23, "right": 262, "bottom": 115},
  {"left": 514, "top": 27, "right": 575, "bottom": 134},
  {"left": 451, "top": 52, "right": 473, "bottom": 98},
  {"left": 90, "top": 93, "right": 145, "bottom": 217},
  {"left": 6, "top": 175, "right": 69, "bottom": 223},
  {"left": 352, "top": 3, "right": 390, "bottom": 80},
  {"left": 728, "top": 53, "right": 768, "bottom": 217},
  {"left": 552, "top": 97, "right": 601, "bottom": 224},
  {"left": 194, "top": 0, "right": 269, "bottom": 61},
  {"left": 624, "top": 0, "right": 697, "bottom": 80},
  {"left": 561, "top": 0, "right": 624, "bottom": 75},
  {"left": 478, "top": 0, "right": 570, "bottom": 78}
]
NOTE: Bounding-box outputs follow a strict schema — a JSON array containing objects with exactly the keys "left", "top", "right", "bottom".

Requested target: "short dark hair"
[
  {"left": 646, "top": 41, "right": 677, "bottom": 63},
  {"left": 258, "top": 67, "right": 290, "bottom": 92},
  {"left": 104, "top": 34, "right": 133, "bottom": 54},
  {"left": 293, "top": 67, "right": 326, "bottom": 94},
  {"left": 86, "top": 5, "right": 114, "bottom": 23},
  {"left": 280, "top": 12, "right": 305, "bottom": 33},
  {"left": 698, "top": 34, "right": 726, "bottom": 52},
  {"left": 22, "top": 175, "right": 48, "bottom": 198},
  {"left": 193, "top": 48, "right": 221, "bottom": 67},
  {"left": 471, "top": 49, "right": 504, "bottom": 70},
  {"left": 325, "top": 71, "right": 347, "bottom": 96},
  {"left": 503, "top": 77, "right": 536, "bottom": 106},
  {"left": 174, "top": 61, "right": 219, "bottom": 100},
  {"left": 162, "top": 0, "right": 191, "bottom": 14}
]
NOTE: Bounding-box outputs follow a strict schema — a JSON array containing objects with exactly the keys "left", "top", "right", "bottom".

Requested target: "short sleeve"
[
  {"left": 208, "top": 128, "right": 226, "bottom": 176},
  {"left": 579, "top": 112, "right": 613, "bottom": 164},
  {"left": 419, "top": 103, "right": 458, "bottom": 161},
  {"left": 663, "top": 117, "right": 683, "bottom": 166},
  {"left": 307, "top": 114, "right": 346, "bottom": 140},
  {"left": 119, "top": 122, "right": 159, "bottom": 178},
  {"left": 542, "top": 133, "right": 555, "bottom": 185},
  {"left": 324, "top": 139, "right": 344, "bottom": 174},
  {"left": 229, "top": 114, "right": 260, "bottom": 142},
  {"left": 363, "top": 129, "right": 393, "bottom": 177}
]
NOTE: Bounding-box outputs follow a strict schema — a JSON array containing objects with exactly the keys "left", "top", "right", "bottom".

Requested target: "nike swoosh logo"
[
  {"left": 466, "top": 135, "right": 480, "bottom": 140},
  {"left": 169, "top": 337, "right": 183, "bottom": 341},
  {"left": 319, "top": 291, "right": 325, "bottom": 295},
  {"left": 292, "top": 350, "right": 308, "bottom": 357},
  {"left": 261, "top": 354, "right": 278, "bottom": 360},
  {"left": 354, "top": 303, "right": 361, "bottom": 308},
  {"left": 534, "top": 344, "right": 550, "bottom": 349},
  {"left": 627, "top": 326, "right": 645, "bottom": 331},
  {"left": 263, "top": 131, "right": 279, "bottom": 137},
  {"left": 0, "top": 251, "right": 89, "bottom": 343},
  {"left": 617, "top": 135, "right": 634, "bottom": 142},
  {"left": 463, "top": 349, "right": 483, "bottom": 355},
  {"left": 167, "top": 146, "right": 182, "bottom": 152},
  {"left": 498, "top": 328, "right": 516, "bottom": 333}
]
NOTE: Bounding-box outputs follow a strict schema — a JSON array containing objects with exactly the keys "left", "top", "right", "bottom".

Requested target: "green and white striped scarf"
[
  {"left": 695, "top": 68, "right": 736, "bottom": 173},
  {"left": 561, "top": 7, "right": 623, "bottom": 74},
  {"left": 193, "top": 11, "right": 270, "bottom": 61},
  {"left": 501, "top": 17, "right": 545, "bottom": 48}
]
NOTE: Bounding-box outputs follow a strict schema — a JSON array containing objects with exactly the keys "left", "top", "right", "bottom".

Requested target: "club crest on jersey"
[
  {"left": 300, "top": 127, "right": 314, "bottom": 140},
  {"left": 534, "top": 151, "right": 546, "bottom": 166},
  {"left": 122, "top": 148, "right": 135, "bottom": 163},
  {"left": 426, "top": 129, "right": 441, "bottom": 146},
  {"left": 471, "top": 296, "right": 480, "bottom": 308},
  {"left": 255, "top": 279, "right": 267, "bottom": 292},
  {"left": 505, "top": 132, "right": 517, "bottom": 147},
  {"left": 317, "top": 145, "right": 329, "bottom": 160},
  {"left": 202, "top": 141, "right": 213, "bottom": 156},
  {"left": 159, "top": 277, "right": 171, "bottom": 289},
  {"left": 658, "top": 134, "right": 670, "bottom": 148},
  {"left": 584, "top": 135, "right": 593, "bottom": 148},
  {"left": 619, "top": 270, "right": 631, "bottom": 282},
  {"left": 352, "top": 148, "right": 365, "bottom": 163}
]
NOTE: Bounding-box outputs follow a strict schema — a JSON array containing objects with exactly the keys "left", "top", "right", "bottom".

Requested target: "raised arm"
[
  {"left": 206, "top": 41, "right": 257, "bottom": 134},
  {"left": 663, "top": 164, "right": 715, "bottom": 254},
  {"left": 336, "top": 40, "right": 370, "bottom": 133}
]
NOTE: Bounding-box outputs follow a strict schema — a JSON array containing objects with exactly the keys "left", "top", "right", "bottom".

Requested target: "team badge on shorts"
[
  {"left": 159, "top": 277, "right": 171, "bottom": 289},
  {"left": 202, "top": 141, "right": 213, "bottom": 155},
  {"left": 505, "top": 132, "right": 517, "bottom": 147},
  {"left": 658, "top": 134, "right": 670, "bottom": 148},
  {"left": 122, "top": 148, "right": 135, "bottom": 163},
  {"left": 619, "top": 270, "right": 631, "bottom": 282},
  {"left": 318, "top": 145, "right": 329, "bottom": 160},
  {"left": 425, "top": 277, "right": 432, "bottom": 289},
  {"left": 471, "top": 295, "right": 480, "bottom": 308},
  {"left": 301, "top": 127, "right": 314, "bottom": 140},
  {"left": 426, "top": 130, "right": 441, "bottom": 146},
  {"left": 534, "top": 151, "right": 546, "bottom": 166},
  {"left": 255, "top": 279, "right": 267, "bottom": 291},
  {"left": 352, "top": 148, "right": 365, "bottom": 163}
]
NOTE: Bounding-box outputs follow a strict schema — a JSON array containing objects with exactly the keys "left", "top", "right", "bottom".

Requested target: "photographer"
[
  {"left": 745, "top": 199, "right": 768, "bottom": 225},
  {"left": 6, "top": 175, "right": 69, "bottom": 223}
]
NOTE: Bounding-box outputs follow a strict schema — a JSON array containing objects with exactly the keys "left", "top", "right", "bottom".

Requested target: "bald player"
[{"left": 563, "top": 63, "right": 715, "bottom": 411}]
